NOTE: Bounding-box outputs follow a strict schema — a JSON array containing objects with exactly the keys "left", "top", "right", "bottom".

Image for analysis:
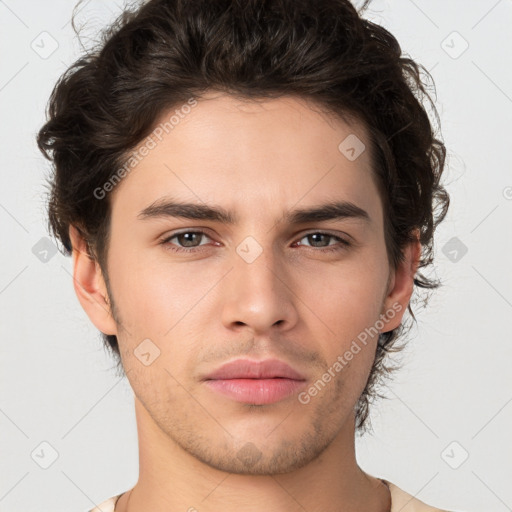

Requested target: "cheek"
[
  {"left": 301, "top": 258, "right": 388, "bottom": 332},
  {"left": 296, "top": 257, "right": 389, "bottom": 385},
  {"left": 302, "top": 277, "right": 386, "bottom": 404},
  {"left": 107, "top": 248, "right": 218, "bottom": 339}
]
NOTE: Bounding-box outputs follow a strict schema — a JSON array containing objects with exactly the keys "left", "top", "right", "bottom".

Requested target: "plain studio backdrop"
[{"left": 0, "top": 1, "right": 511, "bottom": 511}]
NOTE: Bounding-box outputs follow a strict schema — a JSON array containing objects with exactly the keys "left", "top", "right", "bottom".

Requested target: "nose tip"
[{"left": 220, "top": 246, "right": 298, "bottom": 334}]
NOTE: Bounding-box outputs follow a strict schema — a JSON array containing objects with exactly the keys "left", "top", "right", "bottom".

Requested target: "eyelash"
[{"left": 160, "top": 230, "right": 351, "bottom": 254}]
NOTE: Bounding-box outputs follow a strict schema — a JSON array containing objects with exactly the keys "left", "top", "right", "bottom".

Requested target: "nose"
[{"left": 220, "top": 239, "right": 299, "bottom": 335}]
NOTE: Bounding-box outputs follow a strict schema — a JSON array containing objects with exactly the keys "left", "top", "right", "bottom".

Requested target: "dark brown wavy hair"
[{"left": 37, "top": 0, "right": 449, "bottom": 433}]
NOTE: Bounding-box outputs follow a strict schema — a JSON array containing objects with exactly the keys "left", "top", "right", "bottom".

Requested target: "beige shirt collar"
[{"left": 89, "top": 479, "right": 448, "bottom": 512}]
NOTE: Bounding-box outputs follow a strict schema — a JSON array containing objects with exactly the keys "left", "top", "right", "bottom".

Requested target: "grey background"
[{"left": 0, "top": 1, "right": 511, "bottom": 511}]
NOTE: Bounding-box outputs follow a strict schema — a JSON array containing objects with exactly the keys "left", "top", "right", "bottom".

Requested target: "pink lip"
[
  {"left": 205, "top": 378, "right": 306, "bottom": 404},
  {"left": 204, "top": 358, "right": 306, "bottom": 380},
  {"left": 203, "top": 359, "right": 307, "bottom": 405}
]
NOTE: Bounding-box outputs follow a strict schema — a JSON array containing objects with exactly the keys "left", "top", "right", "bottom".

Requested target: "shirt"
[{"left": 88, "top": 479, "right": 451, "bottom": 512}]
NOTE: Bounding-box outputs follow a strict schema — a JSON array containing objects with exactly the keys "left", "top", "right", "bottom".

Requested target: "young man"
[{"left": 37, "top": 0, "right": 453, "bottom": 510}]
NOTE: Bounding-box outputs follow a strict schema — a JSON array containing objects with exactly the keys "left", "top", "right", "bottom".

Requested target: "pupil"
[
  {"left": 310, "top": 234, "right": 327, "bottom": 247},
  {"left": 181, "top": 233, "right": 199, "bottom": 247}
]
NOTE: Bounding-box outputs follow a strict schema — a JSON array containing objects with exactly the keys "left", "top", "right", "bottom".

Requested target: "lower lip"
[{"left": 204, "top": 378, "right": 306, "bottom": 404}]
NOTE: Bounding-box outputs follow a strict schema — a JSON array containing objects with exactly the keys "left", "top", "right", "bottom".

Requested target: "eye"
[
  {"left": 161, "top": 230, "right": 213, "bottom": 252},
  {"left": 294, "top": 232, "right": 351, "bottom": 253}
]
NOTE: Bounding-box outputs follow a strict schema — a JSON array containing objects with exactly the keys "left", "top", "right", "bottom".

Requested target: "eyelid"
[{"left": 298, "top": 228, "right": 349, "bottom": 239}]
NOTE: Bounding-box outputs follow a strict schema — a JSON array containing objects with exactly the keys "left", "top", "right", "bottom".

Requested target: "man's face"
[{"left": 102, "top": 93, "right": 395, "bottom": 474}]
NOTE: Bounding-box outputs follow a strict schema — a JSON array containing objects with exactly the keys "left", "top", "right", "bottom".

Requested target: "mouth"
[
  {"left": 203, "top": 358, "right": 307, "bottom": 405},
  {"left": 204, "top": 377, "right": 306, "bottom": 404}
]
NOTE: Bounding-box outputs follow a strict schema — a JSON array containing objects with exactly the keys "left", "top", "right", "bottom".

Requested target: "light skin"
[{"left": 70, "top": 92, "right": 421, "bottom": 512}]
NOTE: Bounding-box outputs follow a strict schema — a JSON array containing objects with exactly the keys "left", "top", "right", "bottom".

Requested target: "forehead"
[{"left": 109, "top": 92, "right": 382, "bottom": 228}]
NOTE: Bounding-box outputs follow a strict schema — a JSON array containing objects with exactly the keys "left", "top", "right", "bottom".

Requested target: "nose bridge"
[
  {"left": 220, "top": 232, "right": 297, "bottom": 332},
  {"left": 233, "top": 233, "right": 285, "bottom": 297}
]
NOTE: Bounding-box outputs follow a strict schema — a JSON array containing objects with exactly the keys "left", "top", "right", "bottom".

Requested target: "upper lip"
[{"left": 204, "top": 358, "right": 306, "bottom": 381}]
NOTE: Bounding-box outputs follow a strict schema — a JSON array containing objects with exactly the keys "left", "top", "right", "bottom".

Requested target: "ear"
[
  {"left": 68, "top": 225, "right": 117, "bottom": 335},
  {"left": 380, "top": 229, "right": 421, "bottom": 333}
]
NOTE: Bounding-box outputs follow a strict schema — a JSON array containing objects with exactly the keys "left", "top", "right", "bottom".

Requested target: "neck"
[{"left": 115, "top": 397, "right": 390, "bottom": 512}]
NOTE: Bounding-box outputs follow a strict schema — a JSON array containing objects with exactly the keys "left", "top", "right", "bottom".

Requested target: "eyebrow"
[{"left": 137, "top": 197, "right": 371, "bottom": 225}]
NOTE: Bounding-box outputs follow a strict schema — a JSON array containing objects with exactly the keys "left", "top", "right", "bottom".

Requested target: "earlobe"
[
  {"left": 68, "top": 225, "right": 117, "bottom": 335},
  {"left": 380, "top": 230, "right": 421, "bottom": 333}
]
